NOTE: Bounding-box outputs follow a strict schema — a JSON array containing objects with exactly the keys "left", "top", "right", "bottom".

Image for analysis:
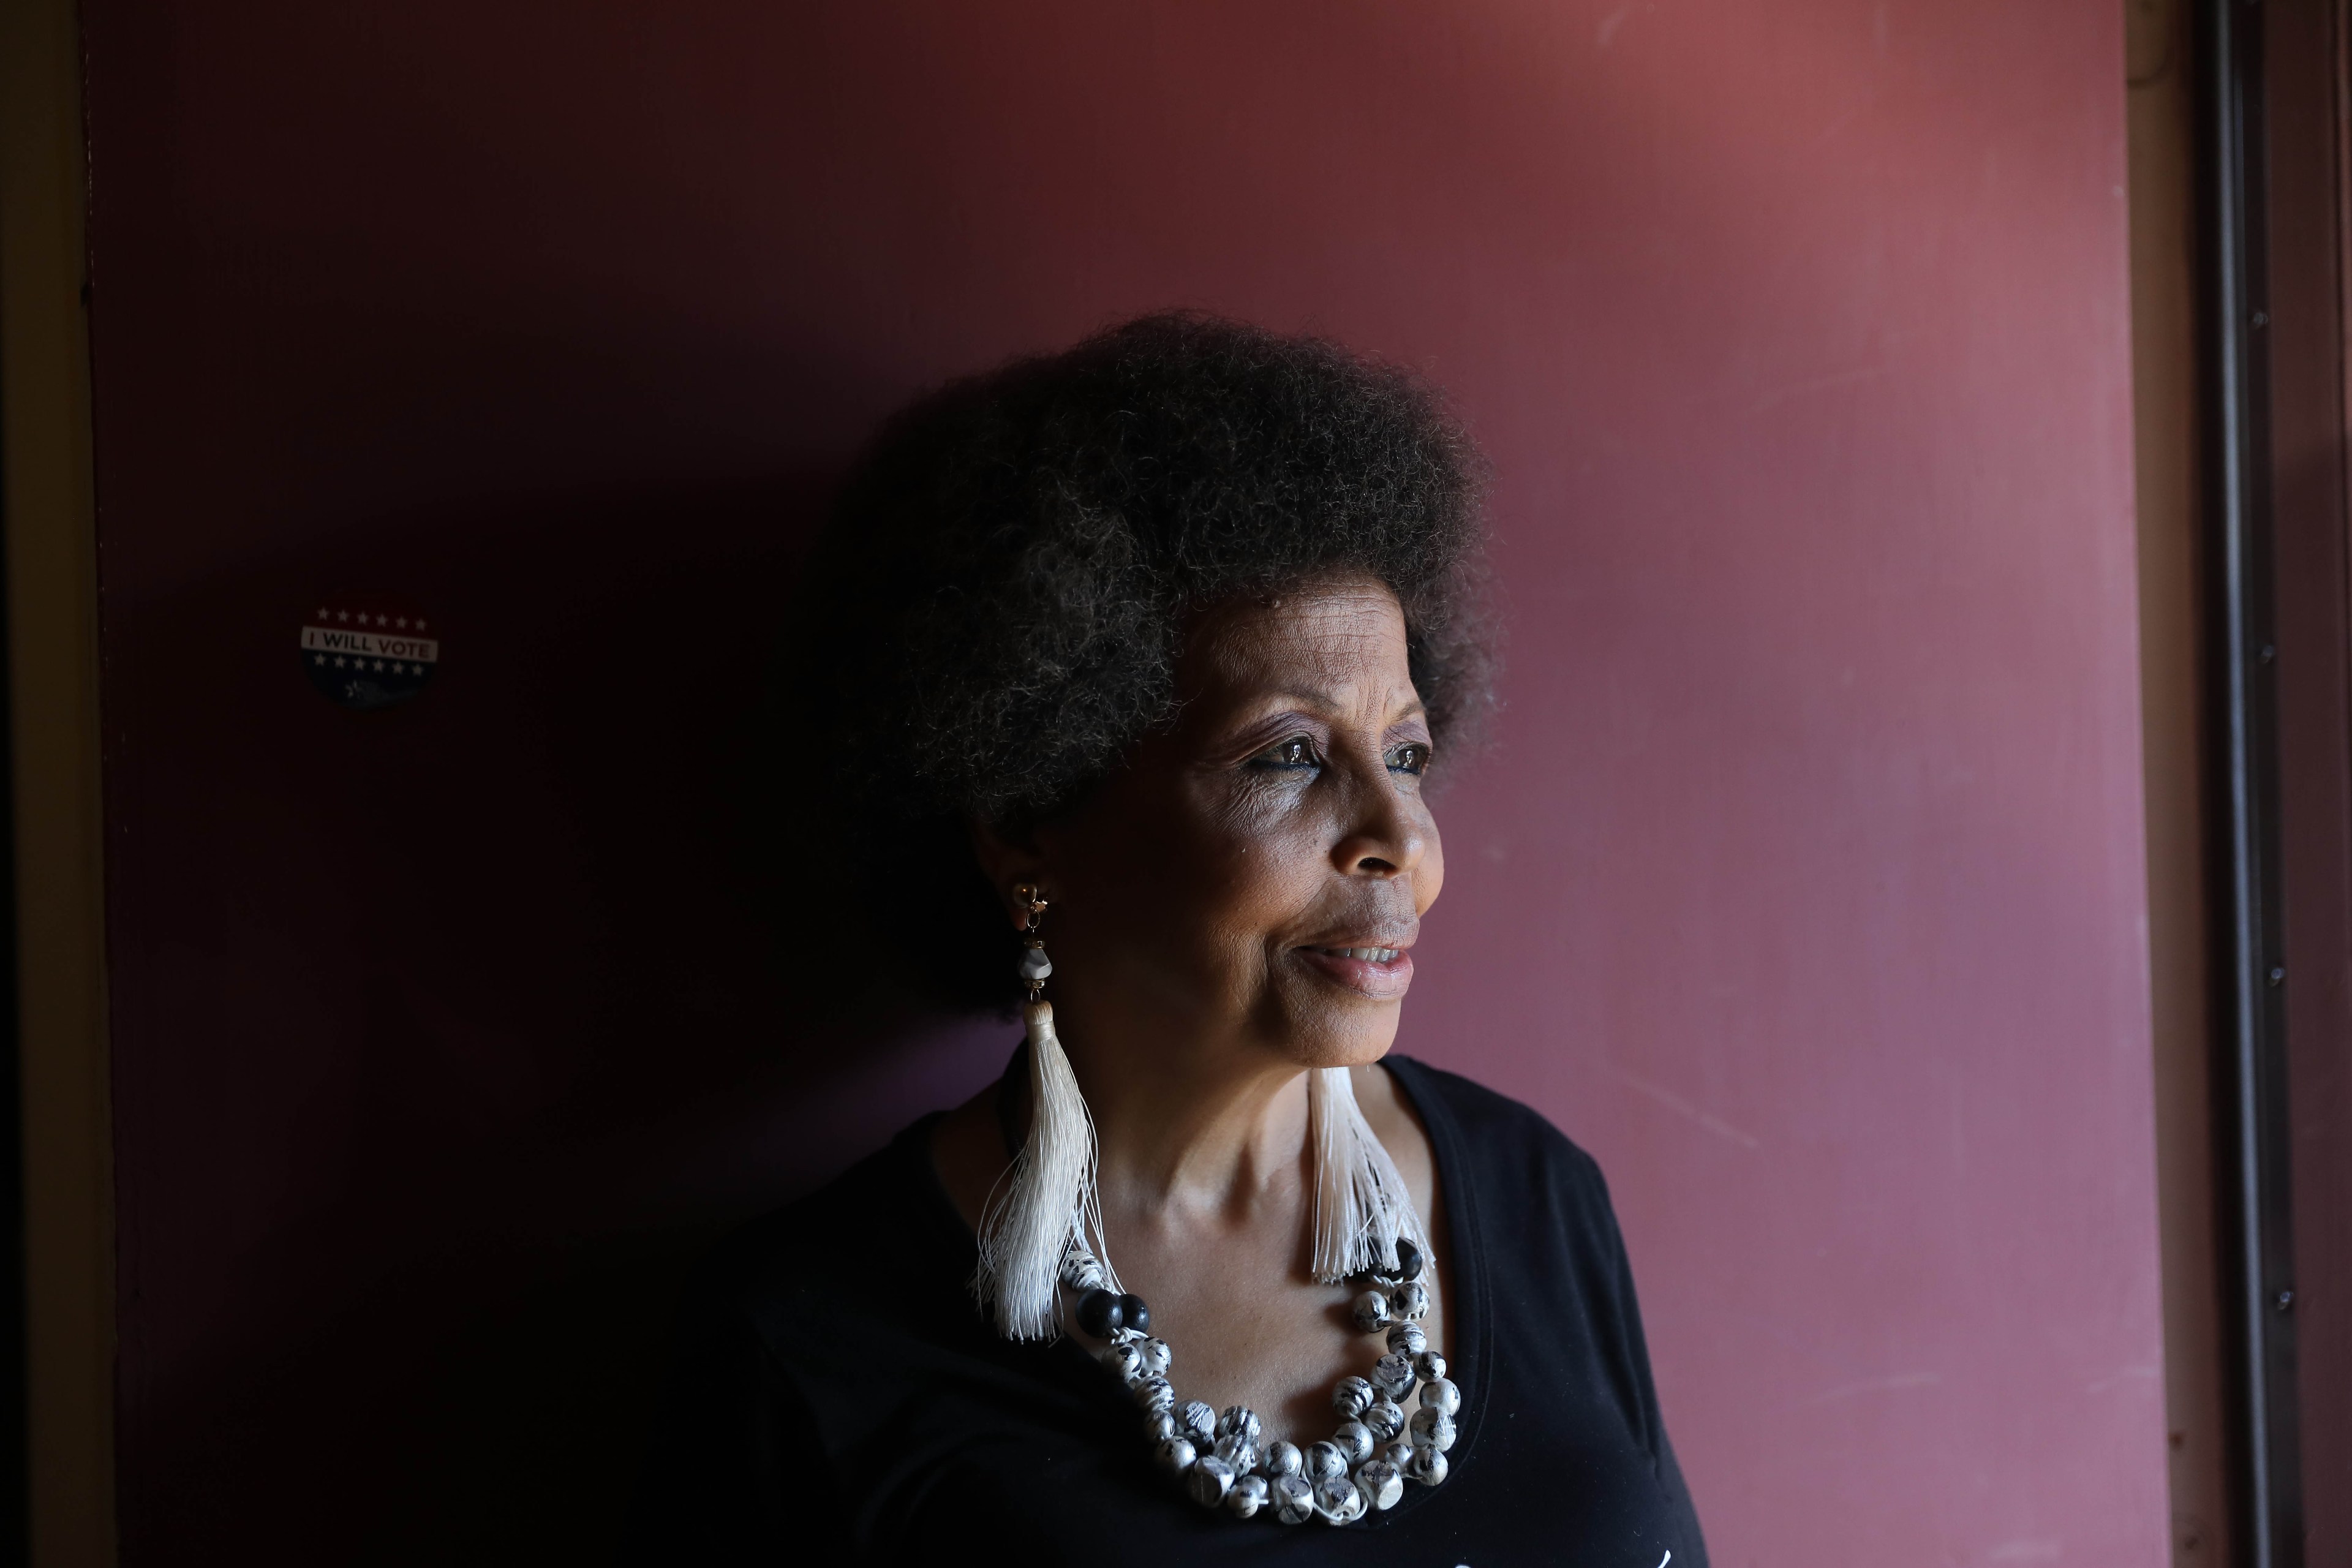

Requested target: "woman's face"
[{"left": 1008, "top": 575, "right": 1445, "bottom": 1072}]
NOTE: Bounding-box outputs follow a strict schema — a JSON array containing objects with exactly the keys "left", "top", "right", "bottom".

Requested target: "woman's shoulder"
[
  {"left": 1384, "top": 1054, "right": 1601, "bottom": 1164},
  {"left": 690, "top": 1113, "right": 971, "bottom": 1323},
  {"left": 1382, "top": 1054, "right": 1620, "bottom": 1223}
]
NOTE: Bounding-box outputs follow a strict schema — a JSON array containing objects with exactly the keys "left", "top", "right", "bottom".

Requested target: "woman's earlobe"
[
  {"left": 967, "top": 815, "right": 1049, "bottom": 929},
  {"left": 1005, "top": 883, "right": 1049, "bottom": 932}
]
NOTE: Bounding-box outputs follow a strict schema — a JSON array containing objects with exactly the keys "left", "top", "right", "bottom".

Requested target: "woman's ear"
[{"left": 968, "top": 816, "right": 1048, "bottom": 930}]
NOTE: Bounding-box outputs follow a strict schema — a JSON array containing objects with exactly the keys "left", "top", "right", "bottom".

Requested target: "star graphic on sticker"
[
  {"left": 334, "top": 657, "right": 346, "bottom": 668},
  {"left": 394, "top": 617, "right": 407, "bottom": 628},
  {"left": 373, "top": 660, "right": 385, "bottom": 671},
  {"left": 336, "top": 611, "right": 349, "bottom": 622},
  {"left": 376, "top": 614, "right": 388, "bottom": 625},
  {"left": 316, "top": 607, "right": 329, "bottom": 619},
  {"left": 312, "top": 654, "right": 324, "bottom": 665},
  {"left": 416, "top": 619, "right": 429, "bottom": 630}
]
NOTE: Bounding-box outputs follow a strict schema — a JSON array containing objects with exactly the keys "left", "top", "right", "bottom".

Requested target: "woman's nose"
[{"left": 1330, "top": 776, "right": 1427, "bottom": 877}]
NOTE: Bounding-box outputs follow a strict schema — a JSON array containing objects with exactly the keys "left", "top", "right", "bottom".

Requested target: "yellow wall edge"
[{"left": 0, "top": 0, "right": 116, "bottom": 1559}]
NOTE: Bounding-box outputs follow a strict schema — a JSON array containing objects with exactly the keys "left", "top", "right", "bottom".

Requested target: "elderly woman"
[{"left": 630, "top": 315, "right": 1706, "bottom": 1564}]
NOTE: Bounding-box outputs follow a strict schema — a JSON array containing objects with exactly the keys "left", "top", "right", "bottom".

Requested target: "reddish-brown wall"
[{"left": 78, "top": 2, "right": 2166, "bottom": 1561}]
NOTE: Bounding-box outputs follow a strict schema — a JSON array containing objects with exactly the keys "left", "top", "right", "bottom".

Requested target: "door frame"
[{"left": 0, "top": 0, "right": 116, "bottom": 1562}]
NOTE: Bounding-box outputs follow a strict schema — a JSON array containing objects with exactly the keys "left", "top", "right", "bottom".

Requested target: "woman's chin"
[
  {"left": 1259, "top": 1001, "right": 1404, "bottom": 1072},
  {"left": 1320, "top": 1038, "right": 1398, "bottom": 1071}
]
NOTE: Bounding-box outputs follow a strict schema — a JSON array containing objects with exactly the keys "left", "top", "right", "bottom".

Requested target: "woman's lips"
[{"left": 1295, "top": 943, "right": 1415, "bottom": 1000}]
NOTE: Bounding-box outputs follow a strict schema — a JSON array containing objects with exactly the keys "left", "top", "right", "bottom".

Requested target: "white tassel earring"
[
  {"left": 1308, "top": 1065, "right": 1431, "bottom": 1284},
  {"left": 973, "top": 884, "right": 1120, "bottom": 1340}
]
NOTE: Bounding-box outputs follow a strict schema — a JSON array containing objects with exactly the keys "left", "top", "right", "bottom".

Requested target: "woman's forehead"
[{"left": 1184, "top": 581, "right": 1413, "bottom": 705}]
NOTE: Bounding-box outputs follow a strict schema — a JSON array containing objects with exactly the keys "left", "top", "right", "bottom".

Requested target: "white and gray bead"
[
  {"left": 1412, "top": 1349, "right": 1448, "bottom": 1385},
  {"left": 1272, "top": 1472, "right": 1316, "bottom": 1525},
  {"left": 1312, "top": 1472, "right": 1366, "bottom": 1525},
  {"left": 1061, "top": 1249, "right": 1106, "bottom": 1293},
  {"left": 1333, "top": 1420, "right": 1374, "bottom": 1467},
  {"left": 1216, "top": 1406, "right": 1262, "bottom": 1449},
  {"left": 1370, "top": 1352, "right": 1417, "bottom": 1401},
  {"left": 1156, "top": 1436, "right": 1197, "bottom": 1477},
  {"left": 1404, "top": 1444, "right": 1450, "bottom": 1487},
  {"left": 1257, "top": 1440, "right": 1303, "bottom": 1480},
  {"left": 1419, "top": 1376, "right": 1461, "bottom": 1418},
  {"left": 1213, "top": 1435, "right": 1257, "bottom": 1477},
  {"left": 1102, "top": 1340, "right": 1144, "bottom": 1382},
  {"left": 1355, "top": 1457, "right": 1404, "bottom": 1512},
  {"left": 1351, "top": 1289, "right": 1393, "bottom": 1333},
  {"left": 1226, "top": 1473, "right": 1269, "bottom": 1519},
  {"left": 1178, "top": 1401, "right": 1217, "bottom": 1447},
  {"left": 1142, "top": 1410, "right": 1177, "bottom": 1444},
  {"left": 1303, "top": 1440, "right": 1348, "bottom": 1483},
  {"left": 1409, "top": 1405, "right": 1457, "bottom": 1454},
  {"left": 1132, "top": 1375, "right": 1175, "bottom": 1415},
  {"left": 1017, "top": 944, "right": 1053, "bottom": 982},
  {"left": 1385, "top": 1322, "right": 1427, "bottom": 1359},
  {"left": 1188, "top": 1455, "right": 1235, "bottom": 1508},
  {"left": 1389, "top": 1280, "right": 1431, "bottom": 1322},
  {"left": 1331, "top": 1376, "right": 1375, "bottom": 1421},
  {"left": 1138, "top": 1338, "right": 1172, "bottom": 1378},
  {"left": 1361, "top": 1396, "right": 1406, "bottom": 1444}
]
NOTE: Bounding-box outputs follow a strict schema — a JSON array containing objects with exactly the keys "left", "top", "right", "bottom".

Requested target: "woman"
[{"left": 629, "top": 314, "right": 1706, "bottom": 1564}]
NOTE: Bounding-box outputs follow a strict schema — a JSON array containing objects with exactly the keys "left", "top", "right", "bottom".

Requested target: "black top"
[{"left": 626, "top": 1056, "right": 1708, "bottom": 1567}]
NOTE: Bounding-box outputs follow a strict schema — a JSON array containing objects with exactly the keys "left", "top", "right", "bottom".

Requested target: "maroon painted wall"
[{"left": 79, "top": 1, "right": 2166, "bottom": 1562}]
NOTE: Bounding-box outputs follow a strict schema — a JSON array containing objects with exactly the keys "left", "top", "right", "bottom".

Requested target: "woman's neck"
[{"left": 1057, "top": 1001, "right": 1319, "bottom": 1229}]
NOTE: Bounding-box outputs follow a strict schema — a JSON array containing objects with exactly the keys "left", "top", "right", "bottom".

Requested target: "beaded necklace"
[{"left": 997, "top": 1057, "right": 1463, "bottom": 1526}]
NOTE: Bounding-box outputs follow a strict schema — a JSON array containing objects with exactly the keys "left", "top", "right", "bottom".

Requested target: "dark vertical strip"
[
  {"left": 2201, "top": 2, "right": 2307, "bottom": 1564},
  {"left": 2262, "top": 0, "right": 2352, "bottom": 1557},
  {"left": 0, "top": 432, "right": 23, "bottom": 1568}
]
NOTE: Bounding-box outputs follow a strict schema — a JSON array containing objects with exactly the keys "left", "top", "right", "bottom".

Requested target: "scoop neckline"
[
  {"left": 1370, "top": 1054, "right": 1488, "bottom": 1527},
  {"left": 909, "top": 1049, "right": 1491, "bottom": 1529}
]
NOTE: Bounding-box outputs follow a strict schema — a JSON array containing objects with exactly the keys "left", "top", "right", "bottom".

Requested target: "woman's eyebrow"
[
  {"left": 1228, "top": 690, "right": 1428, "bottom": 725},
  {"left": 1258, "top": 688, "right": 1346, "bottom": 714}
]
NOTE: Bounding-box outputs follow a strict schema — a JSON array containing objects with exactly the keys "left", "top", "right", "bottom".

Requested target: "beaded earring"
[{"left": 971, "top": 885, "right": 1120, "bottom": 1340}]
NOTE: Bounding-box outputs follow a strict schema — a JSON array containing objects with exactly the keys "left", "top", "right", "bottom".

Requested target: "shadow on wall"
[{"left": 105, "top": 472, "right": 1011, "bottom": 1563}]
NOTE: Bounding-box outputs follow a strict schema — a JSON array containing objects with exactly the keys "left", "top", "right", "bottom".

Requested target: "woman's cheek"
[{"left": 1202, "top": 783, "right": 1307, "bottom": 870}]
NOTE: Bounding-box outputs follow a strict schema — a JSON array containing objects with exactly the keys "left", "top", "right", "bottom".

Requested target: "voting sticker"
[{"left": 301, "top": 602, "right": 439, "bottom": 710}]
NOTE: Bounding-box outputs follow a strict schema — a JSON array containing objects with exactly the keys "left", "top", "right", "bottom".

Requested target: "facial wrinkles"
[
  {"left": 1033, "top": 576, "right": 1441, "bottom": 1098},
  {"left": 1183, "top": 592, "right": 1439, "bottom": 1035}
]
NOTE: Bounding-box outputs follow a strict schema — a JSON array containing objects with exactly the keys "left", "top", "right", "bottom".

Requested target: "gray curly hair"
[{"left": 791, "top": 311, "right": 1493, "bottom": 1010}]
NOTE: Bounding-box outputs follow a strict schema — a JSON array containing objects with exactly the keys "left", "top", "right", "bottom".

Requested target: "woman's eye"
[
  {"left": 1251, "top": 736, "right": 1321, "bottom": 771},
  {"left": 1387, "top": 742, "right": 1431, "bottom": 776}
]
